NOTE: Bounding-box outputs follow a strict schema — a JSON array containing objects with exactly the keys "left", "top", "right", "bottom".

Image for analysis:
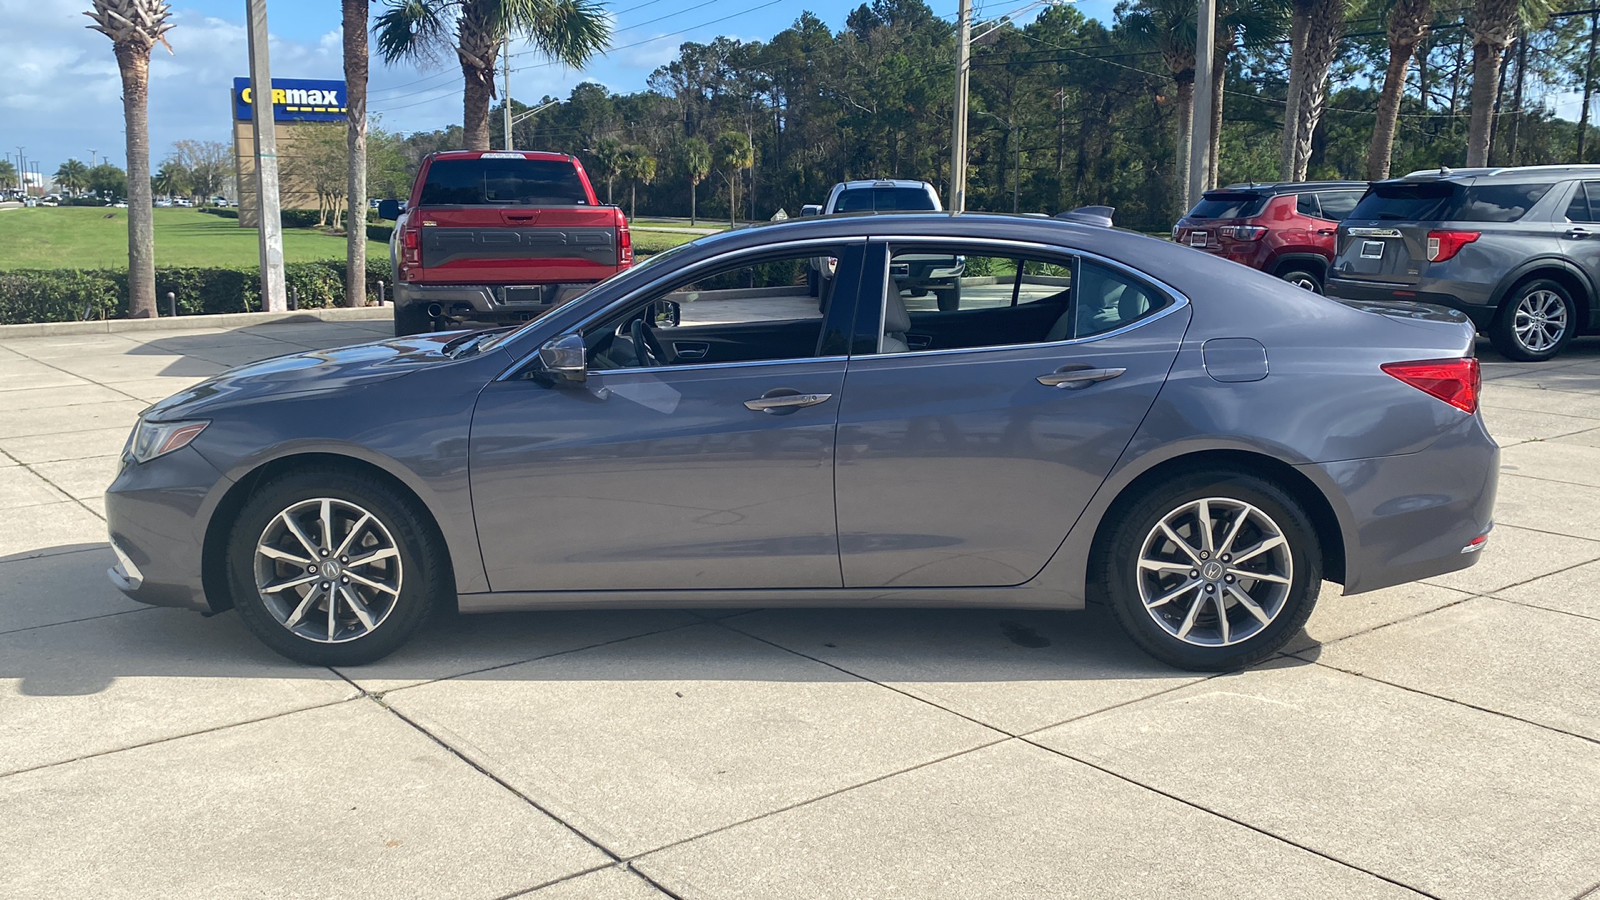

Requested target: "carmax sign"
[{"left": 233, "top": 78, "right": 348, "bottom": 122}]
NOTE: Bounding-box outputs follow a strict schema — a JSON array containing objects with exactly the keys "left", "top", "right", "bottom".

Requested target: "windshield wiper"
[{"left": 444, "top": 327, "right": 515, "bottom": 359}]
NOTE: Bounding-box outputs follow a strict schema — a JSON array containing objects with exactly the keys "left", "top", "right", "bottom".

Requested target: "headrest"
[{"left": 883, "top": 289, "right": 912, "bottom": 334}]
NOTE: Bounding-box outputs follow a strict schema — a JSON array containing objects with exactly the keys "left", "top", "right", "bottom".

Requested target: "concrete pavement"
[{"left": 2, "top": 318, "right": 1599, "bottom": 899}]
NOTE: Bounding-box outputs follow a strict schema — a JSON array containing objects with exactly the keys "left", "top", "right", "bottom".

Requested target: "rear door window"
[
  {"left": 833, "top": 187, "right": 939, "bottom": 213},
  {"left": 1317, "top": 191, "right": 1362, "bottom": 220},
  {"left": 1295, "top": 193, "right": 1323, "bottom": 218},
  {"left": 419, "top": 158, "right": 591, "bottom": 206},
  {"left": 1187, "top": 192, "right": 1268, "bottom": 219}
]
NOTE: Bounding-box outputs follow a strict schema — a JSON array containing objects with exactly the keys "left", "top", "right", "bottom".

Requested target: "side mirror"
[
  {"left": 800, "top": 204, "right": 822, "bottom": 217},
  {"left": 538, "top": 333, "right": 587, "bottom": 384},
  {"left": 377, "top": 199, "right": 401, "bottom": 221},
  {"left": 650, "top": 299, "right": 680, "bottom": 327}
]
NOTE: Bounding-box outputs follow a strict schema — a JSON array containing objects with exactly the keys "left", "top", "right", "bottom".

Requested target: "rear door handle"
[
  {"left": 1316, "top": 228, "right": 1337, "bottom": 236},
  {"left": 1037, "top": 366, "right": 1126, "bottom": 389},
  {"left": 744, "top": 391, "right": 833, "bottom": 412},
  {"left": 1568, "top": 227, "right": 1592, "bottom": 238}
]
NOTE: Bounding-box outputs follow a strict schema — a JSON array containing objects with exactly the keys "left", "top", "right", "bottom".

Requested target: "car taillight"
[
  {"left": 617, "top": 210, "right": 633, "bottom": 267},
  {"left": 1426, "top": 230, "right": 1479, "bottom": 262},
  {"left": 1382, "top": 358, "right": 1480, "bottom": 414},
  {"left": 400, "top": 220, "right": 421, "bottom": 270},
  {"left": 1220, "top": 225, "right": 1267, "bottom": 241}
]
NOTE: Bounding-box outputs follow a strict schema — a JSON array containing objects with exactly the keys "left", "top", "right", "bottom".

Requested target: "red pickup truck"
[{"left": 378, "top": 150, "right": 632, "bottom": 336}]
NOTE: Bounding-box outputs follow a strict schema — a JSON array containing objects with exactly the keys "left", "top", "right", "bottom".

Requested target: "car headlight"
[{"left": 125, "top": 419, "right": 209, "bottom": 464}]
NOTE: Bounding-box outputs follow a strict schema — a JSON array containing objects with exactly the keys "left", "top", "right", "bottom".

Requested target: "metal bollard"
[
  {"left": 289, "top": 286, "right": 299, "bottom": 311},
  {"left": 376, "top": 280, "right": 386, "bottom": 306},
  {"left": 166, "top": 292, "right": 176, "bottom": 318}
]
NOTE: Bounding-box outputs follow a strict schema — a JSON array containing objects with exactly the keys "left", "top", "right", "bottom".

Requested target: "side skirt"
[{"left": 456, "top": 585, "right": 1086, "bottom": 614}]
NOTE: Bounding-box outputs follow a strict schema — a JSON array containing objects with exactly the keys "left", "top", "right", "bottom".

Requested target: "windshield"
[
  {"left": 419, "top": 158, "right": 590, "bottom": 206},
  {"left": 834, "top": 187, "right": 939, "bottom": 213},
  {"left": 1187, "top": 192, "right": 1268, "bottom": 220}
]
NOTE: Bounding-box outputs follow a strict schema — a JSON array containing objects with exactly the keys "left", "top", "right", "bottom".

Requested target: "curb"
[{"left": 0, "top": 306, "right": 393, "bottom": 338}]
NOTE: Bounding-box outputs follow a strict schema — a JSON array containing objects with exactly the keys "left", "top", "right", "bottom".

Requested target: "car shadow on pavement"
[{"left": 3, "top": 545, "right": 1316, "bottom": 697}]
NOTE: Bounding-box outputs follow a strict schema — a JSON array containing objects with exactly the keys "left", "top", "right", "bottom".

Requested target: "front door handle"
[
  {"left": 744, "top": 390, "right": 833, "bottom": 413},
  {"left": 1037, "top": 365, "right": 1127, "bottom": 389}
]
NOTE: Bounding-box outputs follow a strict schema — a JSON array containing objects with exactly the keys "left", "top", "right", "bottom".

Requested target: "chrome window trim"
[
  {"left": 588, "top": 355, "right": 849, "bottom": 377},
  {"left": 497, "top": 236, "right": 865, "bottom": 382},
  {"left": 867, "top": 235, "right": 1191, "bottom": 358}
]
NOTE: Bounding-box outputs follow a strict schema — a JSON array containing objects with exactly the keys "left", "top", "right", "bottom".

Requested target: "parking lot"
[{"left": 2, "top": 314, "right": 1598, "bottom": 899}]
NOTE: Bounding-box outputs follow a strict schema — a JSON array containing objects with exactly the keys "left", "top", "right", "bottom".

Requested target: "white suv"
[{"left": 802, "top": 180, "right": 959, "bottom": 309}]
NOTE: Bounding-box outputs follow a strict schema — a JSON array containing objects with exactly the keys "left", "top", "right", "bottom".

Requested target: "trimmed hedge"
[{"left": 0, "top": 259, "right": 394, "bottom": 324}]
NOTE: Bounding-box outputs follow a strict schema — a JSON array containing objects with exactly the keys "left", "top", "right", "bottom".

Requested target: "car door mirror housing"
[
  {"left": 377, "top": 199, "right": 401, "bottom": 221},
  {"left": 538, "top": 334, "right": 588, "bottom": 384},
  {"left": 650, "top": 299, "right": 680, "bottom": 327}
]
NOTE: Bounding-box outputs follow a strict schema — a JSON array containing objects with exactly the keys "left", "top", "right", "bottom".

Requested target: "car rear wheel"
[
  {"left": 1490, "top": 279, "right": 1575, "bottom": 362},
  {"left": 1101, "top": 470, "right": 1322, "bottom": 671},
  {"left": 1278, "top": 268, "right": 1323, "bottom": 293},
  {"left": 227, "top": 468, "right": 449, "bottom": 666}
]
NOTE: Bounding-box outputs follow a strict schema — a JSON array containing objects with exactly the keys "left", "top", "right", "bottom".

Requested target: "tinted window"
[
  {"left": 1187, "top": 192, "right": 1269, "bottom": 219},
  {"left": 833, "top": 187, "right": 939, "bottom": 213},
  {"left": 1350, "top": 181, "right": 1551, "bottom": 222},
  {"left": 1076, "top": 261, "right": 1164, "bottom": 338},
  {"left": 1295, "top": 193, "right": 1322, "bottom": 217},
  {"left": 1566, "top": 184, "right": 1594, "bottom": 223},
  {"left": 419, "top": 158, "right": 590, "bottom": 206},
  {"left": 1317, "top": 191, "right": 1361, "bottom": 220}
]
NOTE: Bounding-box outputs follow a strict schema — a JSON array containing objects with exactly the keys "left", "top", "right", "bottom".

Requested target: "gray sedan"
[{"left": 105, "top": 214, "right": 1498, "bottom": 671}]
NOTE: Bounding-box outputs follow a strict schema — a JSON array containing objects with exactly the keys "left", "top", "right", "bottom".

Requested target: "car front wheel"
[
  {"left": 227, "top": 468, "right": 449, "bottom": 666},
  {"left": 1101, "top": 471, "right": 1322, "bottom": 671},
  {"left": 1490, "top": 278, "right": 1575, "bottom": 362}
]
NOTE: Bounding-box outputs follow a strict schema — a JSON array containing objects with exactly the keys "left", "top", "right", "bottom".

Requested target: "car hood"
[{"left": 142, "top": 331, "right": 469, "bottom": 421}]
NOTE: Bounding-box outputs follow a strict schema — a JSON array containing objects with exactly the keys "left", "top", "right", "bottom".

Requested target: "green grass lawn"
[{"left": 0, "top": 207, "right": 388, "bottom": 270}]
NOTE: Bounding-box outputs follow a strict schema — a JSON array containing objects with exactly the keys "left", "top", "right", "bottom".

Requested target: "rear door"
[
  {"left": 1557, "top": 180, "right": 1600, "bottom": 290},
  {"left": 832, "top": 241, "right": 1189, "bottom": 588},
  {"left": 412, "top": 154, "right": 620, "bottom": 286}
]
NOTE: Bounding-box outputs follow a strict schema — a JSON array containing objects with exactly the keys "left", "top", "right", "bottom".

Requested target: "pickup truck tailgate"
[{"left": 416, "top": 206, "right": 620, "bottom": 283}]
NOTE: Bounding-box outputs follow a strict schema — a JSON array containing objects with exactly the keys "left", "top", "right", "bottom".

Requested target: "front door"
[
  {"left": 834, "top": 242, "right": 1190, "bottom": 588},
  {"left": 470, "top": 242, "right": 866, "bottom": 592}
]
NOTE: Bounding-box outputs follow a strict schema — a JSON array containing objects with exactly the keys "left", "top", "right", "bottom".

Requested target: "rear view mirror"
[
  {"left": 538, "top": 333, "right": 587, "bottom": 384},
  {"left": 377, "top": 199, "right": 401, "bottom": 221},
  {"left": 800, "top": 204, "right": 822, "bottom": 217},
  {"left": 650, "top": 299, "right": 680, "bottom": 327}
]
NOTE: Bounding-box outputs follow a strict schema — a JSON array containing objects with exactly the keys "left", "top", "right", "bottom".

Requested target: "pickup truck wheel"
[
  {"left": 394, "top": 304, "right": 431, "bottom": 337},
  {"left": 807, "top": 267, "right": 820, "bottom": 297},
  {"left": 935, "top": 283, "right": 961, "bottom": 311}
]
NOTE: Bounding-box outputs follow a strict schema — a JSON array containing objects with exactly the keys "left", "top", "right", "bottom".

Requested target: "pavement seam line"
[
  {"left": 0, "top": 695, "right": 361, "bottom": 780},
  {"left": 1301, "top": 658, "right": 1600, "bottom": 748},
  {"left": 0, "top": 542, "right": 108, "bottom": 568},
  {"left": 1020, "top": 737, "right": 1443, "bottom": 900},
  {"left": 1425, "top": 549, "right": 1600, "bottom": 595},
  {"left": 18, "top": 458, "right": 108, "bottom": 522},
  {"left": 0, "top": 605, "right": 154, "bottom": 637},
  {"left": 1488, "top": 592, "right": 1600, "bottom": 623},
  {"left": 490, "top": 863, "right": 638, "bottom": 900},
  {"left": 1493, "top": 467, "right": 1600, "bottom": 494},
  {"left": 1571, "top": 877, "right": 1600, "bottom": 900},
  {"left": 1277, "top": 590, "right": 1482, "bottom": 656},
  {"left": 375, "top": 699, "right": 626, "bottom": 865},
  {"left": 622, "top": 862, "right": 690, "bottom": 900}
]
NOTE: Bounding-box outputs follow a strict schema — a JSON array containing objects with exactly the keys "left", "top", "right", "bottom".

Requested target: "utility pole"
[
  {"left": 1187, "top": 0, "right": 1216, "bottom": 210},
  {"left": 949, "top": 0, "right": 971, "bottom": 213},
  {"left": 503, "top": 47, "right": 514, "bottom": 151},
  {"left": 245, "top": 0, "right": 287, "bottom": 312}
]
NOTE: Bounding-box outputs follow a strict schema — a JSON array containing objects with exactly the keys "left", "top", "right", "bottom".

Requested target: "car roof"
[
  {"left": 1212, "top": 181, "right": 1368, "bottom": 195},
  {"left": 1396, "top": 164, "right": 1600, "bottom": 183},
  {"left": 423, "top": 150, "right": 575, "bottom": 163},
  {"left": 833, "top": 180, "right": 936, "bottom": 191}
]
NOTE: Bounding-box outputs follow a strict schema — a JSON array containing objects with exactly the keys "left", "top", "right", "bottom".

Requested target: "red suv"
[{"left": 1172, "top": 181, "right": 1367, "bottom": 293}]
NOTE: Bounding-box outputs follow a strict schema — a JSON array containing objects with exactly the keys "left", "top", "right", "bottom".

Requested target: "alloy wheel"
[
  {"left": 253, "top": 498, "right": 403, "bottom": 643},
  {"left": 1136, "top": 497, "right": 1294, "bottom": 647},
  {"left": 1513, "top": 289, "right": 1568, "bottom": 353},
  {"left": 1283, "top": 273, "right": 1319, "bottom": 292}
]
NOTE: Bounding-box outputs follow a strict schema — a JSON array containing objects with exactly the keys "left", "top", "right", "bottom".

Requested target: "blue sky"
[{"left": 0, "top": 0, "right": 1121, "bottom": 175}]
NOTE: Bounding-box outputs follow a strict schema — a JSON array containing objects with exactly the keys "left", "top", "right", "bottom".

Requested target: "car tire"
[
  {"left": 807, "top": 266, "right": 820, "bottom": 297},
  {"left": 226, "top": 467, "right": 450, "bottom": 666},
  {"left": 1489, "top": 278, "right": 1576, "bottom": 362},
  {"left": 394, "top": 303, "right": 432, "bottom": 337},
  {"left": 1278, "top": 267, "right": 1323, "bottom": 293},
  {"left": 935, "top": 283, "right": 961, "bottom": 311},
  {"left": 1100, "top": 470, "right": 1322, "bottom": 672}
]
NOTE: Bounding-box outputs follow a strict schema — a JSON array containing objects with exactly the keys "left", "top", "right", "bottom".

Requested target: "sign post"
[{"left": 244, "top": 0, "right": 287, "bottom": 313}]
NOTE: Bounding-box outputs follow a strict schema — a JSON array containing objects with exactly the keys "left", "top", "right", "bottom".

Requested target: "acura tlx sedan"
[{"left": 106, "top": 213, "right": 1498, "bottom": 671}]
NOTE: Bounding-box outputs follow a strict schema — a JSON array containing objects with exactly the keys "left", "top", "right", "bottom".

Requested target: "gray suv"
[{"left": 1327, "top": 165, "right": 1600, "bottom": 361}]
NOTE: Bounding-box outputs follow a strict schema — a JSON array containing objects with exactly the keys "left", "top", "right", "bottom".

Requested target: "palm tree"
[
  {"left": 682, "top": 137, "right": 710, "bottom": 226},
  {"left": 590, "top": 137, "right": 622, "bottom": 204},
  {"left": 1280, "top": 0, "right": 1345, "bottom": 181},
  {"left": 85, "top": 0, "right": 172, "bottom": 319},
  {"left": 344, "top": 0, "right": 370, "bottom": 307},
  {"left": 1208, "top": 0, "right": 1288, "bottom": 188},
  {"left": 617, "top": 146, "right": 655, "bottom": 221},
  {"left": 715, "top": 131, "right": 753, "bottom": 227},
  {"left": 55, "top": 159, "right": 90, "bottom": 197},
  {"left": 1465, "top": 0, "right": 1554, "bottom": 166},
  {"left": 374, "top": 0, "right": 609, "bottom": 151},
  {"left": 0, "top": 159, "right": 16, "bottom": 192},
  {"left": 1124, "top": 0, "right": 1197, "bottom": 211},
  {"left": 1366, "top": 0, "right": 1432, "bottom": 179},
  {"left": 152, "top": 165, "right": 188, "bottom": 198}
]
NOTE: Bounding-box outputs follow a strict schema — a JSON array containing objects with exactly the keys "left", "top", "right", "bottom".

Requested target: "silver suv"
[{"left": 1327, "top": 165, "right": 1600, "bottom": 361}]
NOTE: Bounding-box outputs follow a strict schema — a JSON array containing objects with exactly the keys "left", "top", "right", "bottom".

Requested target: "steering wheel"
[{"left": 629, "top": 317, "right": 669, "bottom": 367}]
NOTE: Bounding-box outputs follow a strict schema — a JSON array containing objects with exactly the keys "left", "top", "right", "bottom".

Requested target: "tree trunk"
[
  {"left": 690, "top": 179, "right": 697, "bottom": 226},
  {"left": 462, "top": 59, "right": 495, "bottom": 151},
  {"left": 1581, "top": 9, "right": 1599, "bottom": 162},
  {"left": 1174, "top": 73, "right": 1195, "bottom": 215},
  {"left": 1209, "top": 48, "right": 1227, "bottom": 190},
  {"left": 343, "top": 0, "right": 368, "bottom": 307},
  {"left": 1467, "top": 41, "right": 1503, "bottom": 166},
  {"left": 1368, "top": 42, "right": 1416, "bottom": 180},
  {"left": 630, "top": 182, "right": 637, "bottom": 220},
  {"left": 1289, "top": 0, "right": 1344, "bottom": 180},
  {"left": 1281, "top": 0, "right": 1312, "bottom": 180},
  {"left": 115, "top": 43, "right": 155, "bottom": 319},
  {"left": 1506, "top": 34, "right": 1527, "bottom": 164}
]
